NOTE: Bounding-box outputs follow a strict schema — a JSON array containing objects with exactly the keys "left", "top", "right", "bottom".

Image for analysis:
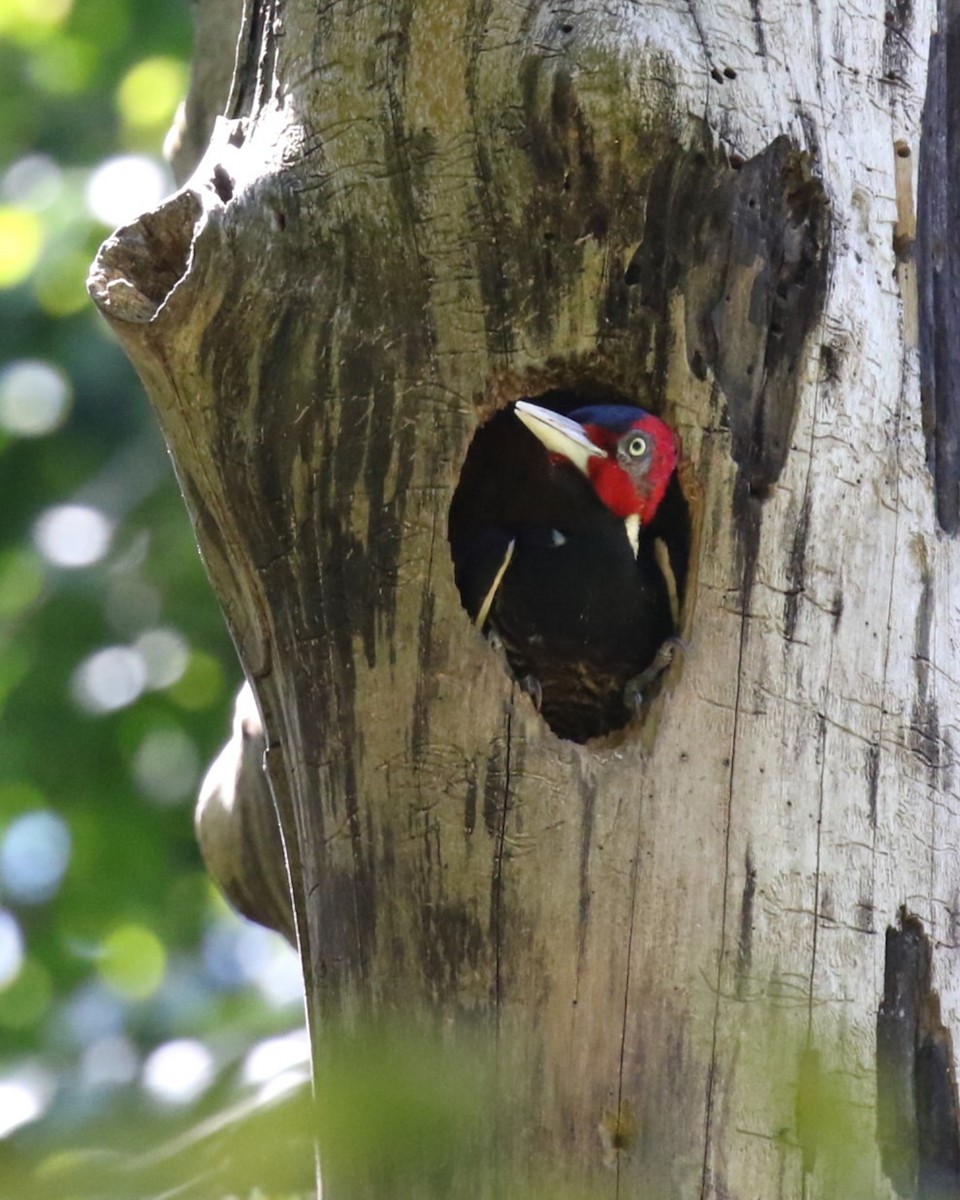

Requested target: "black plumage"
[{"left": 450, "top": 399, "right": 686, "bottom": 742}]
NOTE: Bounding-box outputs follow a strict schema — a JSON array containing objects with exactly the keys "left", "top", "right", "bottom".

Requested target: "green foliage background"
[{"left": 0, "top": 0, "right": 308, "bottom": 1188}]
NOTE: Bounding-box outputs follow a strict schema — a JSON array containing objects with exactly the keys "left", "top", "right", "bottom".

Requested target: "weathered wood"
[{"left": 89, "top": 1, "right": 960, "bottom": 1195}]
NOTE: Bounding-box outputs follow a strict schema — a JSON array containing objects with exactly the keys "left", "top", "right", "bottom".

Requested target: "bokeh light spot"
[
  {"left": 0, "top": 358, "right": 71, "bottom": 436},
  {"left": 203, "top": 917, "right": 276, "bottom": 990},
  {"left": 98, "top": 924, "right": 166, "bottom": 1001},
  {"left": 0, "top": 207, "right": 42, "bottom": 287},
  {"left": 79, "top": 1034, "right": 139, "bottom": 1090},
  {"left": 142, "top": 1038, "right": 214, "bottom": 1106},
  {"left": 132, "top": 727, "right": 200, "bottom": 806},
  {"left": 256, "top": 941, "right": 304, "bottom": 1008},
  {"left": 0, "top": 810, "right": 71, "bottom": 904},
  {"left": 0, "top": 0, "right": 72, "bottom": 41},
  {"left": 1, "top": 154, "right": 62, "bottom": 210},
  {"left": 85, "top": 155, "right": 167, "bottom": 227},
  {"left": 134, "top": 627, "right": 189, "bottom": 690},
  {"left": 0, "top": 1069, "right": 55, "bottom": 1139},
  {"left": 242, "top": 1028, "right": 310, "bottom": 1087},
  {"left": 0, "top": 911, "right": 24, "bottom": 989},
  {"left": 116, "top": 57, "right": 187, "bottom": 130},
  {"left": 33, "top": 503, "right": 113, "bottom": 568},
  {"left": 71, "top": 645, "right": 146, "bottom": 713}
]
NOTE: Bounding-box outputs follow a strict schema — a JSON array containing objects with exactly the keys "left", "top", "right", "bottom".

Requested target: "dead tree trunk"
[{"left": 90, "top": 0, "right": 960, "bottom": 1195}]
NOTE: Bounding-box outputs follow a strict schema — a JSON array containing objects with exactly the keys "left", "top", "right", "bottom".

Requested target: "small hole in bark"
[
  {"left": 729, "top": 153, "right": 745, "bottom": 169},
  {"left": 711, "top": 68, "right": 724, "bottom": 83},
  {"left": 212, "top": 164, "right": 235, "bottom": 203},
  {"left": 819, "top": 342, "right": 842, "bottom": 383},
  {"left": 724, "top": 66, "right": 737, "bottom": 78},
  {"left": 895, "top": 140, "right": 911, "bottom": 158},
  {"left": 560, "top": 21, "right": 573, "bottom": 33},
  {"left": 448, "top": 386, "right": 692, "bottom": 744},
  {"left": 273, "top": 208, "right": 287, "bottom": 231}
]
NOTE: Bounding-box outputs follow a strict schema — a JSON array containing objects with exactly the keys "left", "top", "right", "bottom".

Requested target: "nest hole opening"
[{"left": 448, "top": 386, "right": 693, "bottom": 744}]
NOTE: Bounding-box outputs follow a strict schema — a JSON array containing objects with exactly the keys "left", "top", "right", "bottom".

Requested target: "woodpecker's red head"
[{"left": 514, "top": 400, "right": 679, "bottom": 524}]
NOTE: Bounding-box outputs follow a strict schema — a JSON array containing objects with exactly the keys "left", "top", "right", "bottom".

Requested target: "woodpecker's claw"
[
  {"left": 520, "top": 674, "right": 544, "bottom": 713},
  {"left": 624, "top": 637, "right": 686, "bottom": 711}
]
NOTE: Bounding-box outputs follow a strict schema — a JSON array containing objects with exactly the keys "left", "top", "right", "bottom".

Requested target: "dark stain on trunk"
[
  {"left": 411, "top": 588, "right": 436, "bottom": 763},
  {"left": 482, "top": 736, "right": 509, "bottom": 838},
  {"left": 411, "top": 793, "right": 486, "bottom": 1000},
  {"left": 877, "top": 909, "right": 960, "bottom": 1198},
  {"left": 918, "top": 5, "right": 960, "bottom": 534},
  {"left": 464, "top": 758, "right": 478, "bottom": 836},
  {"left": 625, "top": 133, "right": 829, "bottom": 583},
  {"left": 578, "top": 781, "right": 596, "bottom": 930},
  {"left": 866, "top": 740, "right": 880, "bottom": 828},
  {"left": 735, "top": 844, "right": 757, "bottom": 1000},
  {"left": 911, "top": 550, "right": 942, "bottom": 780},
  {"left": 732, "top": 475, "right": 764, "bottom": 607},
  {"left": 512, "top": 61, "right": 608, "bottom": 345},
  {"left": 238, "top": 197, "right": 437, "bottom": 989},
  {"left": 696, "top": 140, "right": 830, "bottom": 497},
  {"left": 884, "top": 0, "right": 915, "bottom": 83},
  {"left": 420, "top": 898, "right": 485, "bottom": 1001},
  {"left": 784, "top": 493, "right": 811, "bottom": 643},
  {"left": 748, "top": 0, "right": 767, "bottom": 56}
]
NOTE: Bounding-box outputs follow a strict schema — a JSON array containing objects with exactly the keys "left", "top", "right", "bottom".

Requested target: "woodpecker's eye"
[{"left": 627, "top": 434, "right": 648, "bottom": 458}]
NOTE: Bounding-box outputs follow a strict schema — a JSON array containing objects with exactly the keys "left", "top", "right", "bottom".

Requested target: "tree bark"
[{"left": 89, "top": 1, "right": 960, "bottom": 1196}]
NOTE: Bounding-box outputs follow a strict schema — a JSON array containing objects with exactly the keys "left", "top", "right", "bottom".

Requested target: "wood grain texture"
[{"left": 89, "top": 1, "right": 960, "bottom": 1195}]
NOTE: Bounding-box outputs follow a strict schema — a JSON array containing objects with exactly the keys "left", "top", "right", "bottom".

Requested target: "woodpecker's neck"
[{"left": 624, "top": 513, "right": 640, "bottom": 557}]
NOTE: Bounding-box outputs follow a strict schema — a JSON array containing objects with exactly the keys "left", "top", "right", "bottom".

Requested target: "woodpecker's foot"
[
  {"left": 624, "top": 637, "right": 686, "bottom": 711},
  {"left": 520, "top": 674, "right": 543, "bottom": 713}
]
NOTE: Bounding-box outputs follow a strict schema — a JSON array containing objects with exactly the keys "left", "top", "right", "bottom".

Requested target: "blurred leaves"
[
  {"left": 117, "top": 56, "right": 189, "bottom": 137},
  {"left": 315, "top": 1023, "right": 497, "bottom": 1197},
  {"left": 0, "top": 0, "right": 307, "bottom": 1191}
]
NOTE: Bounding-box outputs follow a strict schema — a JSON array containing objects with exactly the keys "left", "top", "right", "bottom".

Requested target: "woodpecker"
[{"left": 452, "top": 399, "right": 683, "bottom": 742}]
